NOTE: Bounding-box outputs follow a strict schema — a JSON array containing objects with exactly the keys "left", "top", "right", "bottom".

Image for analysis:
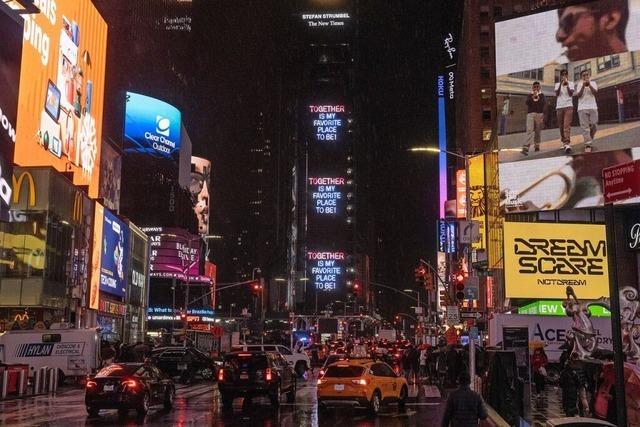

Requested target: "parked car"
[
  {"left": 149, "top": 346, "right": 218, "bottom": 382},
  {"left": 85, "top": 363, "right": 175, "bottom": 419},
  {"left": 231, "top": 344, "right": 310, "bottom": 377},
  {"left": 218, "top": 351, "right": 297, "bottom": 408}
]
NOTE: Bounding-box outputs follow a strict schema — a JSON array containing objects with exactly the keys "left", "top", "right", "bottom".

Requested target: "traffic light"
[
  {"left": 454, "top": 272, "right": 465, "bottom": 302},
  {"left": 352, "top": 282, "right": 360, "bottom": 297},
  {"left": 251, "top": 280, "right": 262, "bottom": 296},
  {"left": 424, "top": 271, "right": 435, "bottom": 291},
  {"left": 414, "top": 265, "right": 427, "bottom": 284},
  {"left": 179, "top": 312, "right": 187, "bottom": 322}
]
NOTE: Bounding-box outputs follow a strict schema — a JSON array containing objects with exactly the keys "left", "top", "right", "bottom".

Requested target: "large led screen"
[
  {"left": 504, "top": 222, "right": 609, "bottom": 299},
  {"left": 13, "top": 0, "right": 108, "bottom": 198},
  {"left": 0, "top": 10, "right": 22, "bottom": 221},
  {"left": 91, "top": 204, "right": 129, "bottom": 298},
  {"left": 495, "top": 1, "right": 640, "bottom": 212},
  {"left": 124, "top": 92, "right": 182, "bottom": 161},
  {"left": 142, "top": 227, "right": 201, "bottom": 281},
  {"left": 190, "top": 156, "right": 210, "bottom": 235}
]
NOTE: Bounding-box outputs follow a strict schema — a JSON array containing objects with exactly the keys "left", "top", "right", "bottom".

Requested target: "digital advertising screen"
[
  {"left": 495, "top": 1, "right": 640, "bottom": 213},
  {"left": 124, "top": 92, "right": 182, "bottom": 161},
  {"left": 142, "top": 227, "right": 202, "bottom": 281},
  {"left": 99, "top": 209, "right": 129, "bottom": 297},
  {"left": 98, "top": 141, "right": 121, "bottom": 212},
  {"left": 12, "top": 0, "right": 108, "bottom": 198},
  {"left": 503, "top": 222, "right": 609, "bottom": 299},
  {"left": 190, "top": 156, "right": 211, "bottom": 235},
  {"left": 0, "top": 9, "right": 23, "bottom": 221},
  {"left": 307, "top": 250, "right": 345, "bottom": 292}
]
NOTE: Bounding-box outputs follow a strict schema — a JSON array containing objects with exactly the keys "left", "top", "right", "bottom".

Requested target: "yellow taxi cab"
[{"left": 316, "top": 358, "right": 408, "bottom": 415}]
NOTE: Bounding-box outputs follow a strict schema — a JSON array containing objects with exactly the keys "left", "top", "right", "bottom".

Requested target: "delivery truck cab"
[{"left": 0, "top": 328, "right": 100, "bottom": 383}]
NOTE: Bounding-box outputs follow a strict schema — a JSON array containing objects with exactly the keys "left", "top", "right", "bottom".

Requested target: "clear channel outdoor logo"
[{"left": 156, "top": 116, "right": 171, "bottom": 137}]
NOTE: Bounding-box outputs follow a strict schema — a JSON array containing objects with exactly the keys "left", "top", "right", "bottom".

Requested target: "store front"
[{"left": 125, "top": 224, "right": 149, "bottom": 344}]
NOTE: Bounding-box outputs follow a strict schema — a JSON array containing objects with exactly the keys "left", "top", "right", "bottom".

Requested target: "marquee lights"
[{"left": 309, "top": 105, "right": 345, "bottom": 141}]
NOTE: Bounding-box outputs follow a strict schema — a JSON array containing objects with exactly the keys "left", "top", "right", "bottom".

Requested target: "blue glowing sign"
[
  {"left": 308, "top": 251, "right": 344, "bottom": 291},
  {"left": 309, "top": 177, "right": 344, "bottom": 215},
  {"left": 124, "top": 92, "right": 182, "bottom": 160},
  {"left": 438, "top": 219, "right": 456, "bottom": 254},
  {"left": 99, "top": 209, "right": 129, "bottom": 297},
  {"left": 309, "top": 105, "right": 344, "bottom": 141}
]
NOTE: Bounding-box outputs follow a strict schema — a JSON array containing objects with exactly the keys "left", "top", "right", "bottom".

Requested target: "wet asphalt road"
[{"left": 0, "top": 374, "right": 446, "bottom": 427}]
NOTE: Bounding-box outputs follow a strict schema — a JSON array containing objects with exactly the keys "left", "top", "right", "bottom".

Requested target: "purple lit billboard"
[{"left": 141, "top": 227, "right": 204, "bottom": 282}]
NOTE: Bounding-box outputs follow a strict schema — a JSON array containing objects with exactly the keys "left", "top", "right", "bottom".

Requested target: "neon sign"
[
  {"left": 309, "top": 105, "right": 344, "bottom": 141},
  {"left": 309, "top": 177, "right": 344, "bottom": 215},
  {"left": 307, "top": 251, "right": 344, "bottom": 291}
]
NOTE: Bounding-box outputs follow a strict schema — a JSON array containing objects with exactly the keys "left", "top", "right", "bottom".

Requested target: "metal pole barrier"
[
  {"left": 40, "top": 367, "right": 48, "bottom": 394},
  {"left": 33, "top": 369, "right": 40, "bottom": 395},
  {"left": 1, "top": 370, "right": 7, "bottom": 399},
  {"left": 48, "top": 368, "right": 55, "bottom": 393},
  {"left": 18, "top": 369, "right": 26, "bottom": 397},
  {"left": 469, "top": 337, "right": 476, "bottom": 391}
]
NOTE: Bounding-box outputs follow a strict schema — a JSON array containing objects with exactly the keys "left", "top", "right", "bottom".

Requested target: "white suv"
[{"left": 232, "top": 344, "right": 309, "bottom": 377}]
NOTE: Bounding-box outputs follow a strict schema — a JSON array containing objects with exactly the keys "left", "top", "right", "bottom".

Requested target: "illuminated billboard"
[
  {"left": 98, "top": 141, "right": 121, "bottom": 212},
  {"left": 190, "top": 156, "right": 210, "bottom": 235},
  {"left": 91, "top": 204, "right": 129, "bottom": 298},
  {"left": 309, "top": 105, "right": 345, "bottom": 142},
  {"left": 0, "top": 10, "right": 23, "bottom": 221},
  {"left": 142, "top": 227, "right": 206, "bottom": 282},
  {"left": 124, "top": 92, "right": 182, "bottom": 161},
  {"left": 309, "top": 176, "right": 344, "bottom": 215},
  {"left": 495, "top": 1, "right": 640, "bottom": 212},
  {"left": 504, "top": 222, "right": 609, "bottom": 299},
  {"left": 13, "top": 0, "right": 108, "bottom": 198},
  {"left": 307, "top": 251, "right": 344, "bottom": 292}
]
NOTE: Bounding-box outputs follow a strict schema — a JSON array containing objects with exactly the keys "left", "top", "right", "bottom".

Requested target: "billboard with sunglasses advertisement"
[
  {"left": 495, "top": 0, "right": 640, "bottom": 212},
  {"left": 190, "top": 156, "right": 210, "bottom": 235},
  {"left": 12, "top": 0, "right": 108, "bottom": 199}
]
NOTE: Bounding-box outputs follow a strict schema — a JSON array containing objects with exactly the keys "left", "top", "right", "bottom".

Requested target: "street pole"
[
  {"left": 469, "top": 335, "right": 476, "bottom": 391},
  {"left": 184, "top": 262, "right": 191, "bottom": 349},
  {"left": 171, "top": 279, "right": 176, "bottom": 344},
  {"left": 605, "top": 203, "right": 627, "bottom": 426}
]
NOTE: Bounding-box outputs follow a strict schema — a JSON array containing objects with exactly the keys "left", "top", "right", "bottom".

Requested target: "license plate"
[
  {"left": 334, "top": 384, "right": 344, "bottom": 391},
  {"left": 178, "top": 363, "right": 187, "bottom": 371},
  {"left": 240, "top": 373, "right": 249, "bottom": 380},
  {"left": 103, "top": 384, "right": 114, "bottom": 392}
]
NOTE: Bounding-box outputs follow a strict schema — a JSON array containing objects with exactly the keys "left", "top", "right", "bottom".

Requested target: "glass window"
[
  {"left": 596, "top": 55, "right": 620, "bottom": 72},
  {"left": 379, "top": 364, "right": 397, "bottom": 377},
  {"left": 277, "top": 346, "right": 293, "bottom": 355},
  {"left": 96, "top": 364, "right": 141, "bottom": 378},
  {"left": 263, "top": 345, "right": 276, "bottom": 351},
  {"left": 370, "top": 364, "right": 386, "bottom": 376},
  {"left": 324, "top": 366, "right": 365, "bottom": 377},
  {"left": 573, "top": 62, "right": 591, "bottom": 81},
  {"left": 42, "top": 334, "right": 61, "bottom": 343}
]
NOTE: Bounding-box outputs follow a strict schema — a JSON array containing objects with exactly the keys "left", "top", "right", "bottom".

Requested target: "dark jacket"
[
  {"left": 442, "top": 385, "right": 488, "bottom": 427},
  {"left": 525, "top": 93, "right": 546, "bottom": 114}
]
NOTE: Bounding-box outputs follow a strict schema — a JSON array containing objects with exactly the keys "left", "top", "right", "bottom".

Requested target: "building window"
[
  {"left": 596, "top": 55, "right": 620, "bottom": 72},
  {"left": 481, "top": 88, "right": 492, "bottom": 100},
  {"left": 482, "top": 129, "right": 492, "bottom": 141},
  {"left": 482, "top": 110, "right": 492, "bottom": 121},
  {"left": 480, "top": 25, "right": 490, "bottom": 36},
  {"left": 573, "top": 62, "right": 591, "bottom": 81},
  {"left": 493, "top": 6, "right": 502, "bottom": 17},
  {"left": 480, "top": 68, "right": 490, "bottom": 80},
  {"left": 480, "top": 47, "right": 490, "bottom": 60},
  {"left": 508, "top": 68, "right": 543, "bottom": 81}
]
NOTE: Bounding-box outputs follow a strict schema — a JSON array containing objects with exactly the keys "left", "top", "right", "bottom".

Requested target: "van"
[
  {"left": 0, "top": 328, "right": 100, "bottom": 383},
  {"left": 231, "top": 344, "right": 309, "bottom": 377}
]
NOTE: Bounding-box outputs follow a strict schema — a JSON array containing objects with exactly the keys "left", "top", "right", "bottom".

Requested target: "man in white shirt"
[
  {"left": 555, "top": 69, "right": 575, "bottom": 153},
  {"left": 575, "top": 69, "right": 599, "bottom": 152}
]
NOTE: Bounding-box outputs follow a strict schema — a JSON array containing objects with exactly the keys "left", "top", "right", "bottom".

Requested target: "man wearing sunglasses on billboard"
[{"left": 556, "top": 0, "right": 629, "bottom": 62}]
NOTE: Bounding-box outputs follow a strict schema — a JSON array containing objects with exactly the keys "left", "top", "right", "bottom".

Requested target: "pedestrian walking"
[
  {"left": 441, "top": 371, "right": 488, "bottom": 427},
  {"left": 402, "top": 346, "right": 413, "bottom": 383},
  {"left": 419, "top": 347, "right": 428, "bottom": 379},
  {"left": 531, "top": 347, "right": 549, "bottom": 395},
  {"left": 446, "top": 345, "right": 459, "bottom": 387}
]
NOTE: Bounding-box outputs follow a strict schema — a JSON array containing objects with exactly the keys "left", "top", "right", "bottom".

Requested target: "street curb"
[{"left": 486, "top": 405, "right": 511, "bottom": 427}]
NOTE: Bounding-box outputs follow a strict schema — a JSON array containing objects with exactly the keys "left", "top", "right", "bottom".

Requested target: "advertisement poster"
[
  {"left": 468, "top": 154, "right": 486, "bottom": 249},
  {"left": 99, "top": 209, "right": 129, "bottom": 297},
  {"left": 190, "top": 156, "right": 210, "bottom": 235},
  {"left": 98, "top": 141, "right": 121, "bottom": 212},
  {"left": 89, "top": 203, "right": 104, "bottom": 310},
  {"left": 0, "top": 9, "right": 22, "bottom": 221},
  {"left": 503, "top": 222, "right": 609, "bottom": 299},
  {"left": 495, "top": 1, "right": 640, "bottom": 213},
  {"left": 124, "top": 92, "right": 182, "bottom": 161},
  {"left": 13, "top": 0, "right": 107, "bottom": 198},
  {"left": 142, "top": 227, "right": 202, "bottom": 281}
]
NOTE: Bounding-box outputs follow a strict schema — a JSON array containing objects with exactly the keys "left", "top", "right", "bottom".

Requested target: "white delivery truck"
[
  {"left": 0, "top": 328, "right": 100, "bottom": 382},
  {"left": 378, "top": 329, "right": 397, "bottom": 341},
  {"left": 489, "top": 314, "right": 612, "bottom": 382}
]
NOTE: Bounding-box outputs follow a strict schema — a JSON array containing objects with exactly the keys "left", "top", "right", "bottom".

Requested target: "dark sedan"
[
  {"left": 150, "top": 346, "right": 218, "bottom": 382},
  {"left": 85, "top": 363, "right": 175, "bottom": 419}
]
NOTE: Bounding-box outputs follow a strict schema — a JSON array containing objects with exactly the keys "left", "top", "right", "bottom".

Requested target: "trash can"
[{"left": 6, "top": 364, "right": 29, "bottom": 394}]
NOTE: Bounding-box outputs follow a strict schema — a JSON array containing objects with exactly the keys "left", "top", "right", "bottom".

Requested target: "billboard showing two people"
[{"left": 496, "top": 1, "right": 640, "bottom": 212}]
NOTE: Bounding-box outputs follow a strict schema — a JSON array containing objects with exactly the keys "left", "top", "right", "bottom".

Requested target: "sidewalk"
[{"left": 530, "top": 386, "right": 565, "bottom": 426}]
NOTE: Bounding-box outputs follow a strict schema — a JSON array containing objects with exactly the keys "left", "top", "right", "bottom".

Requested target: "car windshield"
[
  {"left": 96, "top": 364, "right": 142, "bottom": 378},
  {"left": 325, "top": 355, "right": 346, "bottom": 365},
  {"left": 324, "top": 366, "right": 365, "bottom": 377},
  {"left": 224, "top": 354, "right": 268, "bottom": 370}
]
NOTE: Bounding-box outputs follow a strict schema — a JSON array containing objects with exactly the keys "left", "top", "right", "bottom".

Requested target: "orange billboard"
[{"left": 13, "top": 0, "right": 108, "bottom": 198}]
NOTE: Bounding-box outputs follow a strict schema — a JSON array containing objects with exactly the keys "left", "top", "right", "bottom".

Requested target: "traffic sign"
[
  {"left": 469, "top": 327, "right": 479, "bottom": 340},
  {"left": 460, "top": 311, "right": 482, "bottom": 319},
  {"left": 446, "top": 306, "right": 460, "bottom": 324},
  {"left": 603, "top": 159, "right": 640, "bottom": 203}
]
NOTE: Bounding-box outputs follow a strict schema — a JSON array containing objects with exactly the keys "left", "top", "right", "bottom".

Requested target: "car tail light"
[
  {"left": 265, "top": 368, "right": 272, "bottom": 381},
  {"left": 218, "top": 369, "right": 224, "bottom": 382},
  {"left": 317, "top": 378, "right": 327, "bottom": 385},
  {"left": 351, "top": 378, "right": 368, "bottom": 386},
  {"left": 86, "top": 380, "right": 97, "bottom": 389},
  {"left": 121, "top": 378, "right": 139, "bottom": 389}
]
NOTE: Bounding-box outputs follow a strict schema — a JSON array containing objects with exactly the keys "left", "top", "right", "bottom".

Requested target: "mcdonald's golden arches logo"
[
  {"left": 73, "top": 192, "right": 84, "bottom": 224},
  {"left": 12, "top": 172, "right": 36, "bottom": 207}
]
